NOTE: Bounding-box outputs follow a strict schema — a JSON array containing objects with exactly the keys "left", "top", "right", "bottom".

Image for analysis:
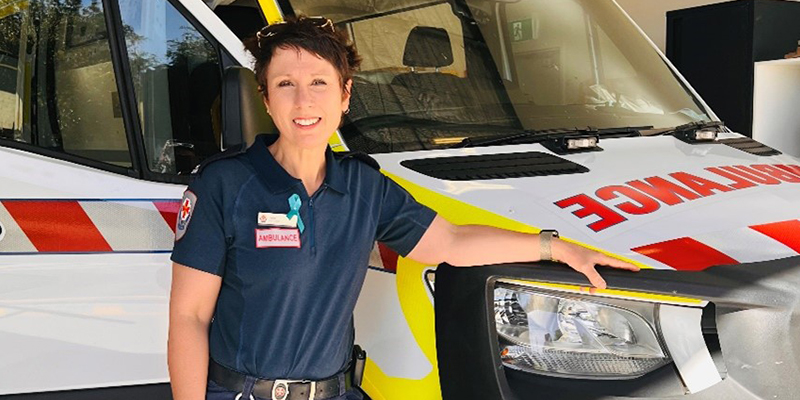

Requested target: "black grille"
[
  {"left": 719, "top": 138, "right": 781, "bottom": 156},
  {"left": 400, "top": 151, "right": 589, "bottom": 181}
]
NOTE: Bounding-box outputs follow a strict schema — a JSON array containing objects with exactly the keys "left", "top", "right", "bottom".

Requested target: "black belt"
[{"left": 208, "top": 359, "right": 352, "bottom": 400}]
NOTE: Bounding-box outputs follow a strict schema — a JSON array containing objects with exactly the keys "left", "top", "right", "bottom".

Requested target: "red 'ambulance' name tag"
[{"left": 255, "top": 228, "right": 301, "bottom": 248}]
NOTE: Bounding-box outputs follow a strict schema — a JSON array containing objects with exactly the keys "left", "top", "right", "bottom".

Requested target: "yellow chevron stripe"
[
  {"left": 500, "top": 279, "right": 704, "bottom": 305},
  {"left": 328, "top": 133, "right": 346, "bottom": 152},
  {"left": 361, "top": 256, "right": 442, "bottom": 400},
  {"left": 359, "top": 172, "right": 661, "bottom": 399},
  {"left": 256, "top": 0, "right": 283, "bottom": 24},
  {"left": 384, "top": 171, "right": 650, "bottom": 269}
]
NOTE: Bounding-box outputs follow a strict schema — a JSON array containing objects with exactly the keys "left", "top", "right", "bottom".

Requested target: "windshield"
[{"left": 287, "top": 0, "right": 712, "bottom": 153}]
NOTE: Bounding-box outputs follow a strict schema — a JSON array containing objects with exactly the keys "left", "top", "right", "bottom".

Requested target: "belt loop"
[
  {"left": 338, "top": 373, "right": 346, "bottom": 396},
  {"left": 308, "top": 381, "right": 317, "bottom": 400},
  {"left": 242, "top": 375, "right": 257, "bottom": 399}
]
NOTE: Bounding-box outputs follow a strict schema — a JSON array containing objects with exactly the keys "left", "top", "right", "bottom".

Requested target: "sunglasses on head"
[{"left": 256, "top": 17, "right": 335, "bottom": 48}]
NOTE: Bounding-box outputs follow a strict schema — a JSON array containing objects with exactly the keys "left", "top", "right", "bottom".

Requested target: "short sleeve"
[
  {"left": 170, "top": 174, "right": 229, "bottom": 276},
  {"left": 375, "top": 175, "right": 437, "bottom": 257}
]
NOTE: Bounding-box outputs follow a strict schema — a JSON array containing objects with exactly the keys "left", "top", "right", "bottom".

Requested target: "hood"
[{"left": 373, "top": 134, "right": 800, "bottom": 270}]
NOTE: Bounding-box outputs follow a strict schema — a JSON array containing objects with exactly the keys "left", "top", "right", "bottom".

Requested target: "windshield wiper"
[
  {"left": 342, "top": 114, "right": 524, "bottom": 134},
  {"left": 451, "top": 126, "right": 652, "bottom": 149}
]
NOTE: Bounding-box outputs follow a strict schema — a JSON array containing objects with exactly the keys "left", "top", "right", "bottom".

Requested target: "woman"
[{"left": 168, "top": 16, "right": 638, "bottom": 400}]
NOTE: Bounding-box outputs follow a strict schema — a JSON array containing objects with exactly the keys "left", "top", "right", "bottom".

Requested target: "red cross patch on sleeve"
[{"left": 175, "top": 190, "right": 197, "bottom": 241}]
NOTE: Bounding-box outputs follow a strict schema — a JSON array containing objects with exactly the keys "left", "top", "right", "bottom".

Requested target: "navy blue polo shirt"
[{"left": 171, "top": 134, "right": 436, "bottom": 380}]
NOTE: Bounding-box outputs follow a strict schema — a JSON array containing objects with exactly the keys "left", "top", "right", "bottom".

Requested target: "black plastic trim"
[
  {"left": 102, "top": 0, "right": 145, "bottom": 179},
  {"left": 221, "top": 48, "right": 239, "bottom": 70},
  {"left": 276, "top": 0, "right": 295, "bottom": 18},
  {"left": 0, "top": 383, "right": 171, "bottom": 400},
  {"left": 43, "top": 8, "right": 62, "bottom": 148},
  {"left": 718, "top": 137, "right": 781, "bottom": 156},
  {"left": 435, "top": 264, "right": 509, "bottom": 399},
  {"left": 401, "top": 151, "right": 589, "bottom": 181}
]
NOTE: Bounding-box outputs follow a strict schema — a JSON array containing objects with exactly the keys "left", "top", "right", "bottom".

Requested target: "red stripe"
[
  {"left": 632, "top": 237, "right": 738, "bottom": 271},
  {"left": 2, "top": 201, "right": 112, "bottom": 252},
  {"left": 750, "top": 220, "right": 800, "bottom": 253},
  {"left": 377, "top": 242, "right": 399, "bottom": 272},
  {"left": 153, "top": 201, "right": 180, "bottom": 233}
]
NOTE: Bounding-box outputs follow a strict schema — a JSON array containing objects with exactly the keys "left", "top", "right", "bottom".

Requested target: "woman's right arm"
[{"left": 168, "top": 263, "right": 223, "bottom": 400}]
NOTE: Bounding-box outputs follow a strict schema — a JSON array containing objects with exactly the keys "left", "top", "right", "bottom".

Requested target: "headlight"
[{"left": 494, "top": 282, "right": 671, "bottom": 379}]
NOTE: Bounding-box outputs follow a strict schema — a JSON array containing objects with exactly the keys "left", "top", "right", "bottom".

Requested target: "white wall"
[
  {"left": 753, "top": 59, "right": 800, "bottom": 157},
  {"left": 616, "top": 0, "right": 800, "bottom": 53}
]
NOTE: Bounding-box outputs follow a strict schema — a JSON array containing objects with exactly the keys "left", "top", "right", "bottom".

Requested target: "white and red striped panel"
[
  {"left": 367, "top": 220, "right": 800, "bottom": 273},
  {"left": 632, "top": 219, "right": 800, "bottom": 271},
  {"left": 0, "top": 199, "right": 179, "bottom": 254},
  {"left": 6, "top": 196, "right": 775, "bottom": 268}
]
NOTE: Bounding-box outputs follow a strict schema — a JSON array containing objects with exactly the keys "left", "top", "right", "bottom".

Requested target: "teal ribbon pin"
[{"left": 287, "top": 193, "right": 305, "bottom": 233}]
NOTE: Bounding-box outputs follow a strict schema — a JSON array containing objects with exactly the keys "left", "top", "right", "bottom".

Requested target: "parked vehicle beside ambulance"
[{"left": 1, "top": 0, "right": 799, "bottom": 399}]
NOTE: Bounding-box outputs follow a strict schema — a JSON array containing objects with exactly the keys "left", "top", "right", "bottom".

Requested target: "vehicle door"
[{"left": 0, "top": 0, "right": 246, "bottom": 395}]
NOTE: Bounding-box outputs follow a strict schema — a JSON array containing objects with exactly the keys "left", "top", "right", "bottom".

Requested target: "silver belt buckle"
[{"left": 271, "top": 379, "right": 316, "bottom": 400}]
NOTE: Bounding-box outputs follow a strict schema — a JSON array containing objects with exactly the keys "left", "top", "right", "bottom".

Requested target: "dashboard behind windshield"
[{"left": 287, "top": 0, "right": 712, "bottom": 153}]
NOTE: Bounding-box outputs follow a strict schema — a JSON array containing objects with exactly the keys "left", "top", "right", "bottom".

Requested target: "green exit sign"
[{"left": 510, "top": 18, "right": 533, "bottom": 42}]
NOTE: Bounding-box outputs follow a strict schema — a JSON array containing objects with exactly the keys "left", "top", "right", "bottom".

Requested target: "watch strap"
[{"left": 539, "top": 230, "right": 559, "bottom": 261}]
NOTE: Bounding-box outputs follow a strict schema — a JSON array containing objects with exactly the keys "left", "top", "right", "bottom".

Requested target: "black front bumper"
[{"left": 435, "top": 256, "right": 800, "bottom": 400}]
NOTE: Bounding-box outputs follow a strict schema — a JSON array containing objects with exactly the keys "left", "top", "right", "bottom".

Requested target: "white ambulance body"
[{"left": 1, "top": 0, "right": 799, "bottom": 399}]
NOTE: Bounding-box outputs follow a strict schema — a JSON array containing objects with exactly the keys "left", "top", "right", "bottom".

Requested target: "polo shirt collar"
[{"left": 247, "top": 134, "right": 348, "bottom": 195}]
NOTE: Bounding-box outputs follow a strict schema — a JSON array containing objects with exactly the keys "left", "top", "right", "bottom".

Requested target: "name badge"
[
  {"left": 256, "top": 228, "right": 301, "bottom": 248},
  {"left": 258, "top": 212, "right": 298, "bottom": 228}
]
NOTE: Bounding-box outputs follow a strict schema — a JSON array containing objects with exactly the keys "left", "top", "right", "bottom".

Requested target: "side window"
[
  {"left": 0, "top": 0, "right": 131, "bottom": 167},
  {"left": 119, "top": 0, "right": 222, "bottom": 176}
]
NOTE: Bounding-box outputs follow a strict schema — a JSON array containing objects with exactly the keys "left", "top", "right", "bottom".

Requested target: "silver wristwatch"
[{"left": 539, "top": 229, "right": 560, "bottom": 261}]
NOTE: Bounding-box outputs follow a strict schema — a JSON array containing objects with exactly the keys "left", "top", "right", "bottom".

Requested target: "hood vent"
[
  {"left": 719, "top": 137, "right": 781, "bottom": 156},
  {"left": 400, "top": 151, "right": 588, "bottom": 181}
]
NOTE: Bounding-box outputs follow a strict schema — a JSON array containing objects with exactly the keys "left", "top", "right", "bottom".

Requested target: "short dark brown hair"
[{"left": 243, "top": 16, "right": 361, "bottom": 99}]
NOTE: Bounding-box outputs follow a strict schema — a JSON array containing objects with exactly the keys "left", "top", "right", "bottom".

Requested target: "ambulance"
[{"left": 1, "top": 0, "right": 799, "bottom": 399}]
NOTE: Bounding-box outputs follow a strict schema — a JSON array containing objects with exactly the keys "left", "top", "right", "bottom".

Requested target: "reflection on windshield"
[
  {"left": 288, "top": 0, "right": 711, "bottom": 153},
  {"left": 491, "top": 0, "right": 710, "bottom": 129}
]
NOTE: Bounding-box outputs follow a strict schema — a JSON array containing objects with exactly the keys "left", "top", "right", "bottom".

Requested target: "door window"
[
  {"left": 0, "top": 0, "right": 131, "bottom": 167},
  {"left": 119, "top": 0, "right": 223, "bottom": 175}
]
